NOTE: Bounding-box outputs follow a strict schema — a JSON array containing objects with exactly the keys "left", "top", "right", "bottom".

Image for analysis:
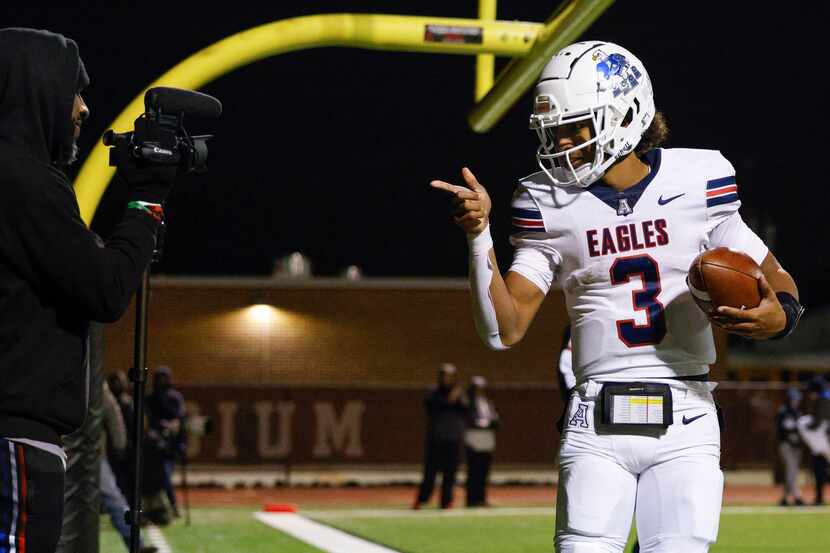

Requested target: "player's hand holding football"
[
  {"left": 430, "top": 167, "right": 492, "bottom": 235},
  {"left": 710, "top": 275, "right": 787, "bottom": 339}
]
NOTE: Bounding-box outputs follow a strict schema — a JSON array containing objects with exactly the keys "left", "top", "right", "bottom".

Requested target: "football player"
[{"left": 432, "top": 41, "right": 803, "bottom": 553}]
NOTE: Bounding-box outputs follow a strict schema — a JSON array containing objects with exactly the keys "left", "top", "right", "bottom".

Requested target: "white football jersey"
[{"left": 509, "top": 148, "right": 768, "bottom": 383}]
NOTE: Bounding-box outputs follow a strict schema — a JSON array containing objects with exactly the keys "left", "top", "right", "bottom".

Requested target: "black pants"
[
  {"left": 814, "top": 454, "right": 828, "bottom": 504},
  {"left": 0, "top": 439, "right": 65, "bottom": 553},
  {"left": 417, "top": 439, "right": 460, "bottom": 508},
  {"left": 465, "top": 448, "right": 492, "bottom": 506}
]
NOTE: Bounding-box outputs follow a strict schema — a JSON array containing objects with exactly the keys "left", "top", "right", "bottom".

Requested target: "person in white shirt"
[{"left": 464, "top": 376, "right": 499, "bottom": 507}]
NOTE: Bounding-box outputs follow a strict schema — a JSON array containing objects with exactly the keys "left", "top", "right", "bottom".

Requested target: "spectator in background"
[
  {"left": 776, "top": 387, "right": 805, "bottom": 506},
  {"left": 464, "top": 376, "right": 499, "bottom": 507},
  {"left": 146, "top": 366, "right": 186, "bottom": 518},
  {"left": 101, "top": 381, "right": 157, "bottom": 553},
  {"left": 108, "top": 371, "right": 135, "bottom": 428},
  {"left": 107, "top": 370, "right": 136, "bottom": 502},
  {"left": 413, "top": 363, "right": 469, "bottom": 510},
  {"left": 803, "top": 376, "right": 830, "bottom": 505}
]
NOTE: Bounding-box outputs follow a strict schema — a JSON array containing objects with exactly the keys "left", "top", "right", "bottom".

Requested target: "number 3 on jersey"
[{"left": 610, "top": 254, "right": 667, "bottom": 347}]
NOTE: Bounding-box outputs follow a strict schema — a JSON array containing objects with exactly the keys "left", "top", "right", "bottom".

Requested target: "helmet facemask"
[{"left": 531, "top": 98, "right": 607, "bottom": 188}]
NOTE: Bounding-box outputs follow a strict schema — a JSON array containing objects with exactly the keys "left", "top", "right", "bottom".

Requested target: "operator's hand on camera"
[
  {"left": 115, "top": 140, "right": 179, "bottom": 206},
  {"left": 430, "top": 167, "right": 492, "bottom": 236}
]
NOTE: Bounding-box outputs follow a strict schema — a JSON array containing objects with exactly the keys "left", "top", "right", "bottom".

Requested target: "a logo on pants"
[{"left": 568, "top": 403, "right": 589, "bottom": 428}]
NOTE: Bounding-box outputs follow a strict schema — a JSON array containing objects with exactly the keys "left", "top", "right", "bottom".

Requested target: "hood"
[{"left": 0, "top": 27, "right": 89, "bottom": 166}]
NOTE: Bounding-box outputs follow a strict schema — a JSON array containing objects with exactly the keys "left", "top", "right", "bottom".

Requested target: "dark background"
[{"left": 7, "top": 3, "right": 829, "bottom": 306}]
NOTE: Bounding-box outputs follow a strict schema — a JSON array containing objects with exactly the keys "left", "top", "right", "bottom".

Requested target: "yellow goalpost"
[{"left": 73, "top": 0, "right": 613, "bottom": 224}]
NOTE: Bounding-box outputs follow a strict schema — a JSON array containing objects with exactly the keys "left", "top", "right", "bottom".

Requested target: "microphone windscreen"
[{"left": 144, "top": 87, "right": 222, "bottom": 119}]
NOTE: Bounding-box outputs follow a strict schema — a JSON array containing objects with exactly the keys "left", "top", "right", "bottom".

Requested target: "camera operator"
[
  {"left": 146, "top": 367, "right": 186, "bottom": 518},
  {"left": 0, "top": 28, "right": 177, "bottom": 553}
]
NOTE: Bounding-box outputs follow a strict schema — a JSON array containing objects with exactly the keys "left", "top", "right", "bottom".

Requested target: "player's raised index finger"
[
  {"left": 430, "top": 180, "right": 467, "bottom": 195},
  {"left": 431, "top": 181, "right": 480, "bottom": 200}
]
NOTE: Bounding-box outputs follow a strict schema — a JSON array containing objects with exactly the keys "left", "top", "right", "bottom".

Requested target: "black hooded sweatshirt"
[{"left": 0, "top": 28, "right": 159, "bottom": 445}]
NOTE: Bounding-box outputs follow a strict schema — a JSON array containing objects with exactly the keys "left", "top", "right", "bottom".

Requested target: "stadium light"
[
  {"left": 239, "top": 305, "right": 309, "bottom": 333},
  {"left": 246, "top": 304, "right": 280, "bottom": 325}
]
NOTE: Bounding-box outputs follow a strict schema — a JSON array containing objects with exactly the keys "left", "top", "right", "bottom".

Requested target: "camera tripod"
[
  {"left": 126, "top": 223, "right": 165, "bottom": 553},
  {"left": 105, "top": 86, "right": 221, "bottom": 553}
]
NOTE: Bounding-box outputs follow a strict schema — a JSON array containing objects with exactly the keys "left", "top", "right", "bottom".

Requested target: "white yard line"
[
  {"left": 145, "top": 525, "right": 174, "bottom": 553},
  {"left": 255, "top": 513, "right": 402, "bottom": 553}
]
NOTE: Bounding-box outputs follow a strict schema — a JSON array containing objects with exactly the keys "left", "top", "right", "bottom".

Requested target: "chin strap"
[{"left": 468, "top": 226, "right": 509, "bottom": 351}]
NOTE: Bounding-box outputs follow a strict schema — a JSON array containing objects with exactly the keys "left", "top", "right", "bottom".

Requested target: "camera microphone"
[{"left": 144, "top": 87, "right": 222, "bottom": 119}]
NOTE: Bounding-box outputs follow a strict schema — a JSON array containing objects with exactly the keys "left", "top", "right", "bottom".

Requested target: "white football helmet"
[{"left": 529, "top": 41, "right": 655, "bottom": 188}]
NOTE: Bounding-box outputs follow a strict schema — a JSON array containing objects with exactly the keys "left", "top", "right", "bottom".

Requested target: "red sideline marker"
[{"left": 264, "top": 503, "right": 298, "bottom": 513}]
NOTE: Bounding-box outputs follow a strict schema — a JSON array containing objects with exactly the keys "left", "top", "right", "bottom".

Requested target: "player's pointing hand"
[{"left": 430, "top": 167, "right": 492, "bottom": 236}]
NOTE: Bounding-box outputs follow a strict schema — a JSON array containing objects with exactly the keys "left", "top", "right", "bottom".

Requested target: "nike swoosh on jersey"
[
  {"left": 657, "top": 193, "right": 685, "bottom": 205},
  {"left": 682, "top": 413, "right": 707, "bottom": 425}
]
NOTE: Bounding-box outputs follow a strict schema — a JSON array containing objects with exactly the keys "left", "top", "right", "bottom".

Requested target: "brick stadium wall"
[
  {"left": 179, "top": 386, "right": 563, "bottom": 466},
  {"left": 104, "top": 277, "right": 772, "bottom": 469},
  {"left": 103, "top": 277, "right": 573, "bottom": 386}
]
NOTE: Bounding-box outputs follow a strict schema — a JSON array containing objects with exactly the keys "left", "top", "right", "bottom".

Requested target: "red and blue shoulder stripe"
[
  {"left": 706, "top": 175, "right": 739, "bottom": 208},
  {"left": 511, "top": 207, "right": 545, "bottom": 233}
]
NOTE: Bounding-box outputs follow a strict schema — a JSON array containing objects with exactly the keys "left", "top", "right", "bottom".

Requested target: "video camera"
[{"left": 103, "top": 87, "right": 222, "bottom": 173}]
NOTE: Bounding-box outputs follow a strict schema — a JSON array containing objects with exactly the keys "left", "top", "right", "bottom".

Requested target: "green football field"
[{"left": 101, "top": 505, "right": 830, "bottom": 553}]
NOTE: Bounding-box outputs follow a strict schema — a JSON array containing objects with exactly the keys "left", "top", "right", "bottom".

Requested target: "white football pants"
[{"left": 555, "top": 379, "right": 723, "bottom": 553}]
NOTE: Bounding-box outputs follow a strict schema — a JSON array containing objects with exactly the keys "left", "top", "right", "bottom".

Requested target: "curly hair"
[{"left": 635, "top": 111, "right": 669, "bottom": 155}]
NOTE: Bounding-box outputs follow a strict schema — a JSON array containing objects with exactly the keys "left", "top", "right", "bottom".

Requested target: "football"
[{"left": 687, "top": 248, "right": 763, "bottom": 315}]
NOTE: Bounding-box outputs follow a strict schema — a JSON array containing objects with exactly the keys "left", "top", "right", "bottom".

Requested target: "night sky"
[{"left": 8, "top": 4, "right": 830, "bottom": 306}]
